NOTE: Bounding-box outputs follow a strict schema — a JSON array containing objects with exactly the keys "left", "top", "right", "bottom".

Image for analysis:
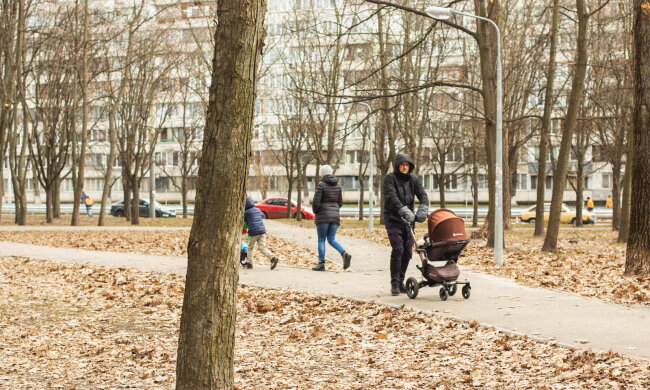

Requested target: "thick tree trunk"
[
  {"left": 473, "top": 0, "right": 502, "bottom": 248},
  {"left": 535, "top": 0, "right": 559, "bottom": 237},
  {"left": 625, "top": 0, "right": 650, "bottom": 275},
  {"left": 175, "top": 0, "right": 266, "bottom": 387},
  {"left": 543, "top": 0, "right": 589, "bottom": 252}
]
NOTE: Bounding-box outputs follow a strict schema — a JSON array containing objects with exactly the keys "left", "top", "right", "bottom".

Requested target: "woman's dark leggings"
[{"left": 386, "top": 226, "right": 414, "bottom": 286}]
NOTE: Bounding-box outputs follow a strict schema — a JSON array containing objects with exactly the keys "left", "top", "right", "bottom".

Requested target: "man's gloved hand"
[
  {"left": 398, "top": 206, "right": 415, "bottom": 224},
  {"left": 415, "top": 204, "right": 429, "bottom": 223}
]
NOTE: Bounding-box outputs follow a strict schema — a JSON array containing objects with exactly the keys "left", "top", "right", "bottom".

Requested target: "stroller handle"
[{"left": 401, "top": 218, "right": 419, "bottom": 244}]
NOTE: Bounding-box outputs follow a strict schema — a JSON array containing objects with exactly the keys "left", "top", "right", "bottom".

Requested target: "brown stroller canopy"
[{"left": 427, "top": 208, "right": 468, "bottom": 242}]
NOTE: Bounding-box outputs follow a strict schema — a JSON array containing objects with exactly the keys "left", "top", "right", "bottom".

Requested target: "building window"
[
  {"left": 478, "top": 174, "right": 488, "bottom": 189},
  {"left": 345, "top": 150, "right": 359, "bottom": 165},
  {"left": 546, "top": 175, "right": 553, "bottom": 190},
  {"left": 602, "top": 173, "right": 611, "bottom": 189},
  {"left": 517, "top": 174, "right": 527, "bottom": 190},
  {"left": 531, "top": 175, "right": 537, "bottom": 190}
]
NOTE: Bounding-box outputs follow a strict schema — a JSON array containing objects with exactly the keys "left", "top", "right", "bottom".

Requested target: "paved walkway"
[{"left": 1, "top": 220, "right": 649, "bottom": 361}]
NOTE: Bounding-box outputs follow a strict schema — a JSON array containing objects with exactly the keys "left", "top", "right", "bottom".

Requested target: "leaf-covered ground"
[
  {"left": 335, "top": 227, "right": 649, "bottom": 306},
  {"left": 0, "top": 230, "right": 341, "bottom": 271},
  {"left": 1, "top": 257, "right": 648, "bottom": 389}
]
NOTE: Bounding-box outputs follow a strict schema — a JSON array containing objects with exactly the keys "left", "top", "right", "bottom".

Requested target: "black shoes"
[
  {"left": 391, "top": 282, "right": 400, "bottom": 296},
  {"left": 399, "top": 283, "right": 406, "bottom": 294},
  {"left": 270, "top": 257, "right": 278, "bottom": 270},
  {"left": 312, "top": 263, "right": 326, "bottom": 271},
  {"left": 243, "top": 262, "right": 253, "bottom": 269},
  {"left": 342, "top": 251, "right": 351, "bottom": 270}
]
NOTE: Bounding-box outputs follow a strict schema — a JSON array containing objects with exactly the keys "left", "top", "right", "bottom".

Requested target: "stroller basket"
[{"left": 424, "top": 260, "right": 460, "bottom": 283}]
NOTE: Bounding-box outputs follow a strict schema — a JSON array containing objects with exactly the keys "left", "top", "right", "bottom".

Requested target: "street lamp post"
[
  {"left": 426, "top": 6, "right": 503, "bottom": 265},
  {"left": 357, "top": 102, "right": 375, "bottom": 232}
]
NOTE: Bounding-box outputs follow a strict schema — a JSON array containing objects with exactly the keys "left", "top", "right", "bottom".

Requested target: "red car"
[{"left": 254, "top": 197, "right": 315, "bottom": 220}]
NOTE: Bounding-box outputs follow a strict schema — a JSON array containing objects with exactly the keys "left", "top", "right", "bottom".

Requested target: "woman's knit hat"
[{"left": 319, "top": 165, "right": 333, "bottom": 177}]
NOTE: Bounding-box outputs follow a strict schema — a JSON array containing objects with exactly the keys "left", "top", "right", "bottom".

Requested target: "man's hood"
[
  {"left": 245, "top": 196, "right": 255, "bottom": 210},
  {"left": 393, "top": 153, "right": 415, "bottom": 174}
]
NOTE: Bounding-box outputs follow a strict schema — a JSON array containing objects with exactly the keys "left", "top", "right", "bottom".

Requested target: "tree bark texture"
[
  {"left": 625, "top": 0, "right": 650, "bottom": 275},
  {"left": 473, "top": 0, "right": 502, "bottom": 248},
  {"left": 543, "top": 0, "right": 589, "bottom": 252},
  {"left": 175, "top": 0, "right": 266, "bottom": 388}
]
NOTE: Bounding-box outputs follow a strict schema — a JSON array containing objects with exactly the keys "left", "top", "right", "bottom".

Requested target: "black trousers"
[{"left": 386, "top": 226, "right": 414, "bottom": 286}]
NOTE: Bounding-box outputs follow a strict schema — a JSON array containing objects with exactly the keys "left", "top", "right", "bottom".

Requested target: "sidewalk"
[{"left": 1, "top": 220, "right": 649, "bottom": 361}]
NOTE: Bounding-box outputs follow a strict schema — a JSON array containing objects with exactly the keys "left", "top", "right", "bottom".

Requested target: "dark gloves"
[
  {"left": 398, "top": 206, "right": 415, "bottom": 224},
  {"left": 416, "top": 204, "right": 429, "bottom": 223}
]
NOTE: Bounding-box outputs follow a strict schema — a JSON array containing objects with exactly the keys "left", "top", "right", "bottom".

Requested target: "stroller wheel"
[
  {"left": 462, "top": 285, "right": 471, "bottom": 299},
  {"left": 448, "top": 284, "right": 458, "bottom": 296},
  {"left": 405, "top": 277, "right": 419, "bottom": 299},
  {"left": 439, "top": 287, "right": 449, "bottom": 301}
]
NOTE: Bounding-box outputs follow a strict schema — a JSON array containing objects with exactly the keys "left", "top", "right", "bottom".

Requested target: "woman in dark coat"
[{"left": 311, "top": 165, "right": 351, "bottom": 271}]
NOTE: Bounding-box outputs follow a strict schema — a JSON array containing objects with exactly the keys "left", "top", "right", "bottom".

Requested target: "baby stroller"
[{"left": 404, "top": 208, "right": 471, "bottom": 301}]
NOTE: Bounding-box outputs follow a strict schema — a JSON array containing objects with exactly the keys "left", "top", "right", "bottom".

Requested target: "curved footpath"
[{"left": 1, "top": 219, "right": 648, "bottom": 362}]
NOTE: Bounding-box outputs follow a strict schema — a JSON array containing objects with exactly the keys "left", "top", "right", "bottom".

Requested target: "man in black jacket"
[{"left": 382, "top": 153, "right": 429, "bottom": 295}]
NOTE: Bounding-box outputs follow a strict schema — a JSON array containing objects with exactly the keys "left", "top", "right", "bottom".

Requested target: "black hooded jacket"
[
  {"left": 312, "top": 174, "right": 343, "bottom": 225},
  {"left": 382, "top": 153, "right": 429, "bottom": 229}
]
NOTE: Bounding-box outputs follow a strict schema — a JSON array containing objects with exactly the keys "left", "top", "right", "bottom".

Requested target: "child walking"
[{"left": 243, "top": 196, "right": 278, "bottom": 269}]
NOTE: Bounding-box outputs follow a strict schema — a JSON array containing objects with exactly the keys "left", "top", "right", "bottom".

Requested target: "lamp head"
[{"left": 425, "top": 6, "right": 453, "bottom": 20}]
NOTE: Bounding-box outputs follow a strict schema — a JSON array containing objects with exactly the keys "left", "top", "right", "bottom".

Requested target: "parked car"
[
  {"left": 519, "top": 203, "right": 596, "bottom": 224},
  {"left": 254, "top": 197, "right": 315, "bottom": 220},
  {"left": 110, "top": 199, "right": 177, "bottom": 218}
]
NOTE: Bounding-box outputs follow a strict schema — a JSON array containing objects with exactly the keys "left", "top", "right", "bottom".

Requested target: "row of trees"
[{"left": 0, "top": 0, "right": 209, "bottom": 225}]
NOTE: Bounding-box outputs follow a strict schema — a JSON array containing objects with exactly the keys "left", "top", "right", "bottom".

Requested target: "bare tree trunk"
[
  {"left": 618, "top": 127, "right": 633, "bottom": 243},
  {"left": 611, "top": 163, "right": 622, "bottom": 230},
  {"left": 181, "top": 175, "right": 188, "bottom": 218},
  {"left": 72, "top": 0, "right": 89, "bottom": 226},
  {"left": 473, "top": 0, "right": 502, "bottom": 248},
  {"left": 358, "top": 177, "right": 365, "bottom": 221},
  {"left": 53, "top": 177, "right": 61, "bottom": 218},
  {"left": 543, "top": 0, "right": 589, "bottom": 252},
  {"left": 296, "top": 161, "right": 303, "bottom": 222},
  {"left": 131, "top": 176, "right": 140, "bottom": 225},
  {"left": 625, "top": 0, "right": 650, "bottom": 275},
  {"left": 575, "top": 160, "right": 584, "bottom": 226},
  {"left": 535, "top": 0, "right": 559, "bottom": 236},
  {"left": 175, "top": 0, "right": 266, "bottom": 387}
]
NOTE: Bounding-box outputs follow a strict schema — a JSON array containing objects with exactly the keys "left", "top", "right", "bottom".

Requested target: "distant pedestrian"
[
  {"left": 243, "top": 196, "right": 278, "bottom": 269},
  {"left": 586, "top": 197, "right": 594, "bottom": 212},
  {"left": 606, "top": 195, "right": 613, "bottom": 209},
  {"left": 382, "top": 153, "right": 429, "bottom": 296},
  {"left": 311, "top": 165, "right": 351, "bottom": 271},
  {"left": 84, "top": 195, "right": 94, "bottom": 217}
]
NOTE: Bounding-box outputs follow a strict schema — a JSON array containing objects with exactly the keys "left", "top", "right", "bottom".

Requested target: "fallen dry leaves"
[
  {"left": 0, "top": 230, "right": 340, "bottom": 271},
  {"left": 1, "top": 257, "right": 648, "bottom": 389},
  {"left": 337, "top": 227, "right": 650, "bottom": 306}
]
